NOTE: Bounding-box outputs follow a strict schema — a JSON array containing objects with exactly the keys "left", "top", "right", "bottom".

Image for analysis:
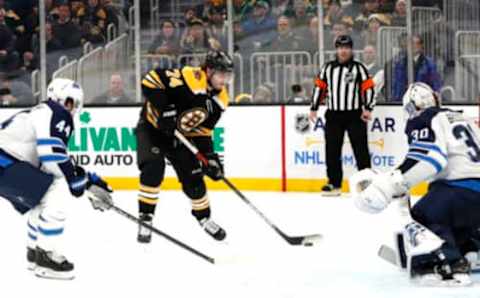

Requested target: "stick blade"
[
  {"left": 285, "top": 234, "right": 323, "bottom": 246},
  {"left": 378, "top": 244, "right": 399, "bottom": 267}
]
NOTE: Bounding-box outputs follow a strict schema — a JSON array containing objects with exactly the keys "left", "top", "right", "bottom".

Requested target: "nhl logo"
[
  {"left": 295, "top": 114, "right": 310, "bottom": 134},
  {"left": 345, "top": 72, "right": 354, "bottom": 83}
]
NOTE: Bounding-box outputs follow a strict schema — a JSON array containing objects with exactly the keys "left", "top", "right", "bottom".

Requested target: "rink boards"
[{"left": 0, "top": 105, "right": 478, "bottom": 194}]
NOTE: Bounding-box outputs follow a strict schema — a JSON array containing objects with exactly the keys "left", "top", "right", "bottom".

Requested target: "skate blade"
[
  {"left": 321, "top": 192, "right": 341, "bottom": 197},
  {"left": 27, "top": 262, "right": 36, "bottom": 271},
  {"left": 34, "top": 267, "right": 75, "bottom": 280},
  {"left": 412, "top": 274, "right": 473, "bottom": 287}
]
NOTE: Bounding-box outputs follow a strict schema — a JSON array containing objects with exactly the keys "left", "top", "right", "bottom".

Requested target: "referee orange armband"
[
  {"left": 361, "top": 78, "right": 375, "bottom": 94},
  {"left": 315, "top": 77, "right": 328, "bottom": 90}
]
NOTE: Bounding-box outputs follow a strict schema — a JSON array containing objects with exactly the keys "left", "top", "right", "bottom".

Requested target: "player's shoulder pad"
[
  {"left": 214, "top": 87, "right": 229, "bottom": 110},
  {"left": 405, "top": 107, "right": 445, "bottom": 143},
  {"left": 438, "top": 108, "right": 465, "bottom": 125},
  {"left": 142, "top": 68, "right": 167, "bottom": 90},
  {"left": 45, "top": 100, "right": 74, "bottom": 131},
  {"left": 406, "top": 107, "right": 443, "bottom": 130},
  {"left": 181, "top": 66, "right": 208, "bottom": 95}
]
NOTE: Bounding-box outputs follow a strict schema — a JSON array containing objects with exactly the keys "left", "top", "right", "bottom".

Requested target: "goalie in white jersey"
[
  {"left": 350, "top": 82, "right": 480, "bottom": 286},
  {"left": 0, "top": 78, "right": 112, "bottom": 280}
]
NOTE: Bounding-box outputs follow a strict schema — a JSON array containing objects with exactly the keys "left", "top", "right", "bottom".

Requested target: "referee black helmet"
[{"left": 335, "top": 35, "right": 353, "bottom": 48}]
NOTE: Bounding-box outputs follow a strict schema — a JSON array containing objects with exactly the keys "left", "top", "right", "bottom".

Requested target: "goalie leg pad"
[{"left": 410, "top": 182, "right": 480, "bottom": 263}]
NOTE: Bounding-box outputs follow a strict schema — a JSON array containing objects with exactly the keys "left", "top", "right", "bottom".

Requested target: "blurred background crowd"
[{"left": 0, "top": 0, "right": 479, "bottom": 107}]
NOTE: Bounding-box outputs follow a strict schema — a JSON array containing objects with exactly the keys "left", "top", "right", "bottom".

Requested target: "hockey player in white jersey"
[
  {"left": 0, "top": 78, "right": 113, "bottom": 280},
  {"left": 350, "top": 82, "right": 480, "bottom": 286}
]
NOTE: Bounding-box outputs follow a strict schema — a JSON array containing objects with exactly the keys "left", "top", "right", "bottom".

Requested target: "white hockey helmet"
[
  {"left": 47, "top": 78, "right": 84, "bottom": 116},
  {"left": 402, "top": 82, "right": 439, "bottom": 119}
]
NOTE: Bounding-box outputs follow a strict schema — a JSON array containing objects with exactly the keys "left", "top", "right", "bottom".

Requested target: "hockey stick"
[
  {"left": 174, "top": 130, "right": 322, "bottom": 246},
  {"left": 87, "top": 190, "right": 215, "bottom": 264},
  {"left": 378, "top": 195, "right": 412, "bottom": 268}
]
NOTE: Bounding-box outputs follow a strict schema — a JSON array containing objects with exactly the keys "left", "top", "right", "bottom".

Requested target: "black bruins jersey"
[{"left": 140, "top": 66, "right": 229, "bottom": 138}]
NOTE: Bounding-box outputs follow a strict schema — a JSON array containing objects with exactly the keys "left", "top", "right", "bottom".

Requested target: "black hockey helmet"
[
  {"left": 335, "top": 35, "right": 353, "bottom": 48},
  {"left": 204, "top": 50, "right": 234, "bottom": 73}
]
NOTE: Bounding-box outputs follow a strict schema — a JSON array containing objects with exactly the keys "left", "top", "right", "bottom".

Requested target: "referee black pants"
[{"left": 324, "top": 109, "right": 371, "bottom": 188}]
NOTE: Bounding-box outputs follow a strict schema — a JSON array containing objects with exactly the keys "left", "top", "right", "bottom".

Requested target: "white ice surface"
[{"left": 0, "top": 191, "right": 478, "bottom": 298}]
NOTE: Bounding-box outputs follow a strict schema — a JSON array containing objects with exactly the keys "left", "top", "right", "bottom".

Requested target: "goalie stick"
[
  {"left": 174, "top": 130, "right": 322, "bottom": 246},
  {"left": 87, "top": 190, "right": 215, "bottom": 264}
]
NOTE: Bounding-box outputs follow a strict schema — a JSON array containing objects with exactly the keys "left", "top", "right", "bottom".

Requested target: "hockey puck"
[{"left": 304, "top": 242, "right": 314, "bottom": 247}]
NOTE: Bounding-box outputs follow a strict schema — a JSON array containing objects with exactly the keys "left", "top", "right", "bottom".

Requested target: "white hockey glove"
[
  {"left": 87, "top": 184, "right": 113, "bottom": 212},
  {"left": 350, "top": 169, "right": 409, "bottom": 214}
]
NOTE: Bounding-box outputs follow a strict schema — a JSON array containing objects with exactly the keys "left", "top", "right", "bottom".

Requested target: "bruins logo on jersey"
[{"left": 178, "top": 108, "right": 208, "bottom": 133}]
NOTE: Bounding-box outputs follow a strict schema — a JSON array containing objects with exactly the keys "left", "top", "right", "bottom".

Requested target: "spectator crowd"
[
  {"left": 146, "top": 0, "right": 447, "bottom": 103},
  {"left": 0, "top": 0, "right": 472, "bottom": 105},
  {"left": 0, "top": 0, "right": 128, "bottom": 106}
]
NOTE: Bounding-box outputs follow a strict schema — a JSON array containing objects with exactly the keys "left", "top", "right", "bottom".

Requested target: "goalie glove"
[
  {"left": 350, "top": 169, "right": 409, "bottom": 214},
  {"left": 202, "top": 153, "right": 224, "bottom": 181}
]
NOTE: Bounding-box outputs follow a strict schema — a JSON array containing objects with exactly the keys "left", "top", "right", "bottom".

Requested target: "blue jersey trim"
[
  {"left": 38, "top": 226, "right": 64, "bottom": 236},
  {"left": 39, "top": 154, "right": 69, "bottom": 163},
  {"left": 27, "top": 222, "right": 37, "bottom": 232},
  {"left": 70, "top": 176, "right": 88, "bottom": 190},
  {"left": 0, "top": 154, "right": 13, "bottom": 168},
  {"left": 37, "top": 138, "right": 66, "bottom": 148},
  {"left": 406, "top": 153, "right": 444, "bottom": 173},
  {"left": 28, "top": 232, "right": 37, "bottom": 241},
  {"left": 410, "top": 141, "right": 448, "bottom": 159},
  {"left": 446, "top": 179, "right": 480, "bottom": 193}
]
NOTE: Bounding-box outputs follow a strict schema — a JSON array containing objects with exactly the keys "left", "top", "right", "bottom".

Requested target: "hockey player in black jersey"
[{"left": 136, "top": 50, "right": 233, "bottom": 243}]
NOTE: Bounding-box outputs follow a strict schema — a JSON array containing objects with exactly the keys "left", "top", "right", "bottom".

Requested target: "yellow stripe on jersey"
[
  {"left": 142, "top": 72, "right": 165, "bottom": 90},
  {"left": 138, "top": 195, "right": 158, "bottom": 205},
  {"left": 147, "top": 70, "right": 165, "bottom": 89},
  {"left": 140, "top": 184, "right": 160, "bottom": 194},
  {"left": 217, "top": 88, "right": 230, "bottom": 109},
  {"left": 142, "top": 79, "right": 157, "bottom": 89},
  {"left": 191, "top": 196, "right": 210, "bottom": 211},
  {"left": 184, "top": 126, "right": 213, "bottom": 137},
  {"left": 181, "top": 67, "right": 207, "bottom": 95},
  {"left": 146, "top": 102, "right": 159, "bottom": 128}
]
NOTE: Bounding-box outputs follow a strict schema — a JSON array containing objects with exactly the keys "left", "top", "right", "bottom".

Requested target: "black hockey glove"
[
  {"left": 202, "top": 153, "right": 224, "bottom": 181},
  {"left": 69, "top": 166, "right": 88, "bottom": 197},
  {"left": 157, "top": 117, "right": 176, "bottom": 137}
]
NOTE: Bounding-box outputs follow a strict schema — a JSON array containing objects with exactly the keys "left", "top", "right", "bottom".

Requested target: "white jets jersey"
[
  {"left": 399, "top": 107, "right": 480, "bottom": 190},
  {"left": 0, "top": 100, "right": 77, "bottom": 182}
]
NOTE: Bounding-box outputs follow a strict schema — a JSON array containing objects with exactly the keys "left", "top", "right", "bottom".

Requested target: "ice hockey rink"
[{"left": 0, "top": 190, "right": 478, "bottom": 298}]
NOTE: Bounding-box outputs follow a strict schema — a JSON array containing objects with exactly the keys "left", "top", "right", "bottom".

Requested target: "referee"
[{"left": 309, "top": 35, "right": 375, "bottom": 196}]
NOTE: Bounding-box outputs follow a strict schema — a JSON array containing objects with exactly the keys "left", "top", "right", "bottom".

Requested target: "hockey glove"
[
  {"left": 87, "top": 184, "right": 113, "bottom": 212},
  {"left": 353, "top": 170, "right": 408, "bottom": 214},
  {"left": 203, "top": 153, "right": 224, "bottom": 181},
  {"left": 85, "top": 171, "right": 113, "bottom": 211},
  {"left": 157, "top": 117, "right": 177, "bottom": 137},
  {"left": 69, "top": 166, "right": 88, "bottom": 197},
  {"left": 87, "top": 172, "right": 113, "bottom": 193}
]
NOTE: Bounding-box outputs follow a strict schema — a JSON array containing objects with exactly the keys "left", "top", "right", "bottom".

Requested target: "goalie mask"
[{"left": 402, "top": 82, "right": 440, "bottom": 120}]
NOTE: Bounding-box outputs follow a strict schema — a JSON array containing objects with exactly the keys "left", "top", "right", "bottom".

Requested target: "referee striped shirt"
[{"left": 310, "top": 58, "right": 375, "bottom": 112}]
